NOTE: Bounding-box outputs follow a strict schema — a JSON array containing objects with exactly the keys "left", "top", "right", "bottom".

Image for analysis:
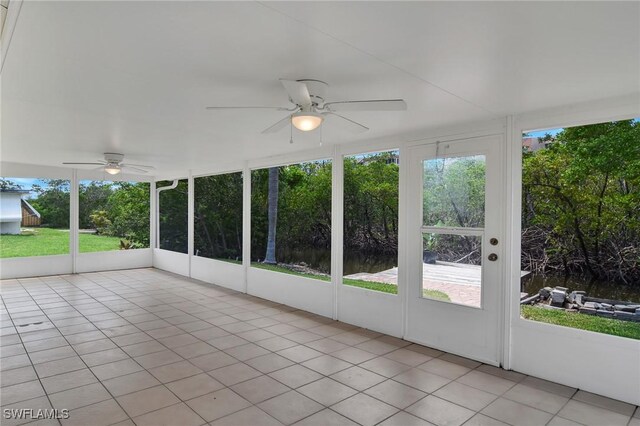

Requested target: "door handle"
[{"left": 488, "top": 253, "right": 498, "bottom": 261}]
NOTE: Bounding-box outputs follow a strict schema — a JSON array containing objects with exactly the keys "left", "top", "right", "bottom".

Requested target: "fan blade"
[
  {"left": 261, "top": 115, "right": 291, "bottom": 134},
  {"left": 324, "top": 99, "right": 407, "bottom": 112},
  {"left": 62, "top": 162, "right": 105, "bottom": 165},
  {"left": 121, "top": 163, "right": 155, "bottom": 169},
  {"left": 280, "top": 79, "right": 312, "bottom": 108},
  {"left": 122, "top": 166, "right": 149, "bottom": 173},
  {"left": 322, "top": 112, "right": 369, "bottom": 133},
  {"left": 206, "top": 106, "right": 290, "bottom": 111}
]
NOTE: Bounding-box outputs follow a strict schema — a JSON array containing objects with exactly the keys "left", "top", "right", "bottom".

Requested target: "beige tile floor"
[{"left": 1, "top": 268, "right": 638, "bottom": 426}]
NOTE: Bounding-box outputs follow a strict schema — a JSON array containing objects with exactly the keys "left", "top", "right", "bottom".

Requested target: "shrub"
[{"left": 89, "top": 210, "right": 112, "bottom": 234}]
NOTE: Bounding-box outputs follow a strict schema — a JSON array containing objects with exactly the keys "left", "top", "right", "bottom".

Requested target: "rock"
[
  {"left": 539, "top": 288, "right": 551, "bottom": 299},
  {"left": 614, "top": 305, "right": 639, "bottom": 312},
  {"left": 567, "top": 292, "right": 585, "bottom": 304},
  {"left": 583, "top": 301, "right": 598, "bottom": 309},
  {"left": 614, "top": 311, "right": 635, "bottom": 320},
  {"left": 596, "top": 310, "right": 614, "bottom": 318},
  {"left": 579, "top": 307, "right": 597, "bottom": 315},
  {"left": 600, "top": 303, "right": 613, "bottom": 311},
  {"left": 550, "top": 289, "right": 567, "bottom": 307},
  {"left": 520, "top": 294, "right": 540, "bottom": 305},
  {"left": 422, "top": 250, "right": 437, "bottom": 264}
]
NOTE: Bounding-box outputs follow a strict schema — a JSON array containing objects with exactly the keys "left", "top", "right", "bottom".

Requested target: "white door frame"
[{"left": 405, "top": 133, "right": 505, "bottom": 366}]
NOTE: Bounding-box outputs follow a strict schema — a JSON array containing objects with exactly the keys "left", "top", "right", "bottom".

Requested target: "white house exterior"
[{"left": 0, "top": 189, "right": 31, "bottom": 234}]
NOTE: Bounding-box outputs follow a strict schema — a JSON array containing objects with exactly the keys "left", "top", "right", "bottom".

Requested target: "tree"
[
  {"left": 194, "top": 173, "right": 243, "bottom": 260},
  {"left": 29, "top": 180, "right": 70, "bottom": 228},
  {"left": 522, "top": 119, "right": 640, "bottom": 284},
  {"left": 89, "top": 210, "right": 111, "bottom": 234},
  {"left": 78, "top": 181, "right": 113, "bottom": 228},
  {"left": 158, "top": 180, "right": 188, "bottom": 253},
  {"left": 107, "top": 182, "right": 150, "bottom": 246},
  {"left": 264, "top": 167, "right": 279, "bottom": 264},
  {"left": 344, "top": 152, "right": 398, "bottom": 254},
  {"left": 421, "top": 156, "right": 485, "bottom": 264},
  {"left": 0, "top": 179, "right": 22, "bottom": 190}
]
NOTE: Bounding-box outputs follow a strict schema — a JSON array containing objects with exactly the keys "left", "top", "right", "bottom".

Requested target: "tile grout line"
[
  {"left": 17, "top": 274, "right": 139, "bottom": 425},
  {"left": 4, "top": 280, "right": 63, "bottom": 426},
  {"left": 25, "top": 271, "right": 314, "bottom": 424},
  {"left": 3, "top": 268, "right": 637, "bottom": 426},
  {"left": 6, "top": 273, "right": 496, "bottom": 422}
]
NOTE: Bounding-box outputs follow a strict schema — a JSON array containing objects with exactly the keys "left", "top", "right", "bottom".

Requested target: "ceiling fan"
[
  {"left": 62, "top": 153, "right": 154, "bottom": 175},
  {"left": 206, "top": 79, "right": 407, "bottom": 134}
]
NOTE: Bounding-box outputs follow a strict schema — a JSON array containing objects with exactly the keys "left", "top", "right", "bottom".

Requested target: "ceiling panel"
[
  {"left": 1, "top": 1, "right": 637, "bottom": 174},
  {"left": 267, "top": 1, "right": 640, "bottom": 114}
]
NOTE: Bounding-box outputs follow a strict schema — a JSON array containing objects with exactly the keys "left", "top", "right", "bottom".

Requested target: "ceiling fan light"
[
  {"left": 291, "top": 111, "right": 323, "bottom": 131},
  {"left": 104, "top": 164, "right": 121, "bottom": 175}
]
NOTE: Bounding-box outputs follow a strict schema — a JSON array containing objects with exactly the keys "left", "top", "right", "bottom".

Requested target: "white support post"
[
  {"left": 502, "top": 115, "right": 516, "bottom": 369},
  {"left": 70, "top": 169, "right": 79, "bottom": 273},
  {"left": 188, "top": 172, "right": 194, "bottom": 278},
  {"left": 150, "top": 180, "right": 156, "bottom": 255},
  {"left": 330, "top": 146, "right": 343, "bottom": 321},
  {"left": 242, "top": 162, "right": 251, "bottom": 294},
  {"left": 398, "top": 146, "right": 409, "bottom": 338}
]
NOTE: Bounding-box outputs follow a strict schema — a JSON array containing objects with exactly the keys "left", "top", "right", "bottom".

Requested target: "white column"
[
  {"left": 188, "top": 172, "right": 194, "bottom": 278},
  {"left": 398, "top": 146, "right": 409, "bottom": 337},
  {"left": 150, "top": 180, "right": 156, "bottom": 255},
  {"left": 242, "top": 162, "right": 251, "bottom": 294},
  {"left": 331, "top": 146, "right": 343, "bottom": 321},
  {"left": 503, "top": 114, "right": 516, "bottom": 369},
  {"left": 70, "top": 169, "right": 79, "bottom": 273}
]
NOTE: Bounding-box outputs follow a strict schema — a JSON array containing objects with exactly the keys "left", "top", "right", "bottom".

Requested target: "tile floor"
[{"left": 1, "top": 268, "right": 638, "bottom": 426}]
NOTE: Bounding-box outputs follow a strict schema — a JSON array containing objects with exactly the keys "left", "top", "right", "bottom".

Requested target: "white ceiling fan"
[
  {"left": 206, "top": 79, "right": 407, "bottom": 134},
  {"left": 62, "top": 153, "right": 154, "bottom": 175}
]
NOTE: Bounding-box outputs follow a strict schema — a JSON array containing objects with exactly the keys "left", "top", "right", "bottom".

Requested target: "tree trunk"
[
  {"left": 593, "top": 172, "right": 609, "bottom": 264},
  {"left": 216, "top": 221, "right": 228, "bottom": 252},
  {"left": 196, "top": 214, "right": 214, "bottom": 257},
  {"left": 264, "top": 167, "right": 279, "bottom": 264}
]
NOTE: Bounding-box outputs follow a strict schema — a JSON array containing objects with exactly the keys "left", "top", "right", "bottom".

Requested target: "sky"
[
  {"left": 525, "top": 128, "right": 563, "bottom": 138},
  {"left": 1, "top": 178, "right": 50, "bottom": 198},
  {"left": 525, "top": 118, "right": 638, "bottom": 138},
  {"left": 1, "top": 178, "right": 133, "bottom": 199}
]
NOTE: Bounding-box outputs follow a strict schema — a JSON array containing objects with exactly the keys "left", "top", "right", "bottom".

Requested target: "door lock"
[{"left": 488, "top": 253, "right": 498, "bottom": 261}]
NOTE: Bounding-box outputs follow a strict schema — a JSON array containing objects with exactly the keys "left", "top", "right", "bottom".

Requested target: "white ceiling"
[{"left": 2, "top": 1, "right": 638, "bottom": 176}]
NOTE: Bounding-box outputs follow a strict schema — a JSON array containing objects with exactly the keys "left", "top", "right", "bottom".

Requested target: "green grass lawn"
[
  {"left": 251, "top": 262, "right": 450, "bottom": 300},
  {"left": 0, "top": 227, "right": 124, "bottom": 257},
  {"left": 252, "top": 262, "right": 331, "bottom": 281},
  {"left": 521, "top": 305, "right": 640, "bottom": 340},
  {"left": 421, "top": 288, "right": 452, "bottom": 302},
  {"left": 79, "top": 233, "right": 123, "bottom": 253}
]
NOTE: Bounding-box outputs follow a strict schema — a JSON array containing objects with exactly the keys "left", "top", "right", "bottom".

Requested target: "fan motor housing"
[
  {"left": 297, "top": 79, "right": 328, "bottom": 106},
  {"left": 104, "top": 152, "right": 125, "bottom": 163}
]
